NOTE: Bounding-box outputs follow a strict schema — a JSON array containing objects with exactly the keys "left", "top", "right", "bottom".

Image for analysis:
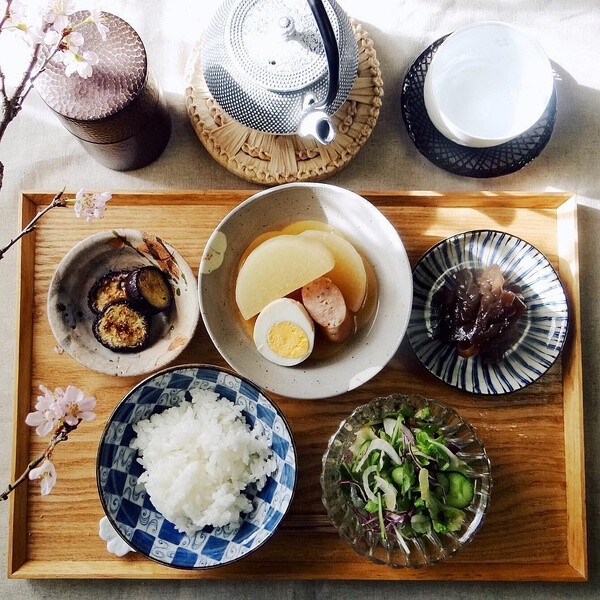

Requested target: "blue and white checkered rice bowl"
[
  {"left": 96, "top": 365, "right": 297, "bottom": 569},
  {"left": 408, "top": 230, "right": 569, "bottom": 395}
]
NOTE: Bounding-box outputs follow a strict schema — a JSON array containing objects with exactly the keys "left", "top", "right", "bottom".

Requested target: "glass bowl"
[{"left": 320, "top": 394, "right": 492, "bottom": 568}]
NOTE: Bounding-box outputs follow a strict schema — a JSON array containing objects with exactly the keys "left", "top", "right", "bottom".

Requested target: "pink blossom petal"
[
  {"left": 36, "top": 385, "right": 55, "bottom": 407},
  {"left": 97, "top": 22, "right": 109, "bottom": 41},
  {"left": 53, "top": 403, "right": 66, "bottom": 419},
  {"left": 79, "top": 411, "right": 96, "bottom": 422},
  {"left": 34, "top": 394, "right": 54, "bottom": 412},
  {"left": 36, "top": 420, "right": 55, "bottom": 437},
  {"left": 52, "top": 14, "right": 70, "bottom": 32},
  {"left": 68, "top": 31, "right": 84, "bottom": 47},
  {"left": 61, "top": 386, "right": 78, "bottom": 404},
  {"left": 40, "top": 475, "right": 54, "bottom": 496},
  {"left": 44, "top": 30, "right": 61, "bottom": 45},
  {"left": 29, "top": 463, "right": 45, "bottom": 480},
  {"left": 34, "top": 399, "right": 48, "bottom": 412},
  {"left": 78, "top": 396, "right": 96, "bottom": 411},
  {"left": 64, "top": 62, "right": 77, "bottom": 77},
  {"left": 25, "top": 412, "right": 43, "bottom": 426},
  {"left": 29, "top": 459, "right": 57, "bottom": 496}
]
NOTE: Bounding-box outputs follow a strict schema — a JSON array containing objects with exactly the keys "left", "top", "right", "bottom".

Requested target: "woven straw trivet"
[{"left": 184, "top": 20, "right": 383, "bottom": 186}]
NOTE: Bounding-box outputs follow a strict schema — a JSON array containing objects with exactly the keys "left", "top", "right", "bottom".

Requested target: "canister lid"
[{"left": 36, "top": 11, "right": 148, "bottom": 142}]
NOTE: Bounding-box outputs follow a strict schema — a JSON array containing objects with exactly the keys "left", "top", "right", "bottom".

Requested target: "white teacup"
[{"left": 423, "top": 22, "right": 554, "bottom": 148}]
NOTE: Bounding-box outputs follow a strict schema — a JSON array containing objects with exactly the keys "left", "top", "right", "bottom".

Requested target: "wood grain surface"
[{"left": 8, "top": 191, "right": 586, "bottom": 580}]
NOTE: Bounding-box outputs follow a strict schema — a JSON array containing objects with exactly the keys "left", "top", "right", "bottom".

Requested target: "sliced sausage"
[
  {"left": 301, "top": 276, "right": 355, "bottom": 343},
  {"left": 324, "top": 309, "right": 354, "bottom": 343}
]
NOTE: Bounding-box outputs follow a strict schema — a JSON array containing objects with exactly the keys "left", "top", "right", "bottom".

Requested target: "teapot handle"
[{"left": 306, "top": 0, "right": 340, "bottom": 109}]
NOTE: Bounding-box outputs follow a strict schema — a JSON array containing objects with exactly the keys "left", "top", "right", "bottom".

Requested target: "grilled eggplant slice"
[
  {"left": 93, "top": 301, "right": 150, "bottom": 352},
  {"left": 125, "top": 266, "right": 173, "bottom": 314},
  {"left": 88, "top": 270, "right": 130, "bottom": 315}
]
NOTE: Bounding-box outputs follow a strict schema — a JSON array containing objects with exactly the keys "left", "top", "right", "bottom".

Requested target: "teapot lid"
[{"left": 225, "top": 0, "right": 339, "bottom": 92}]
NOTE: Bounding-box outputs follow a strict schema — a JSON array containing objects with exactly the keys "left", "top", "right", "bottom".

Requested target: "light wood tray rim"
[{"left": 9, "top": 190, "right": 586, "bottom": 581}]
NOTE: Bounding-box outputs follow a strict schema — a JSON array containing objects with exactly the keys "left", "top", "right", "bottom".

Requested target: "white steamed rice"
[{"left": 130, "top": 388, "right": 276, "bottom": 535}]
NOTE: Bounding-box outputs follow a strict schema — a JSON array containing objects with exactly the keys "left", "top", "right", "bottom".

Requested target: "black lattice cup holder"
[{"left": 401, "top": 36, "right": 557, "bottom": 178}]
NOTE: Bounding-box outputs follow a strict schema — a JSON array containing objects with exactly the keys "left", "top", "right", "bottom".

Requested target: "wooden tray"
[{"left": 8, "top": 191, "right": 586, "bottom": 581}]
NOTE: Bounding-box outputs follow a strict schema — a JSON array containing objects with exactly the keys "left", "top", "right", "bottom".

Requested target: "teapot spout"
[{"left": 298, "top": 110, "right": 336, "bottom": 145}]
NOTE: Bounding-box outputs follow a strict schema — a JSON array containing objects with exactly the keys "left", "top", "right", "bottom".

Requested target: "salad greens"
[{"left": 340, "top": 405, "right": 475, "bottom": 541}]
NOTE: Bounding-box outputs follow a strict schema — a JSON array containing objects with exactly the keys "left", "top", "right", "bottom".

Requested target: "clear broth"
[{"left": 237, "top": 225, "right": 379, "bottom": 363}]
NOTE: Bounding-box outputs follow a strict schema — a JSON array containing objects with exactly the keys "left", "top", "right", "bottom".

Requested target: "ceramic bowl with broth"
[{"left": 198, "top": 183, "right": 413, "bottom": 399}]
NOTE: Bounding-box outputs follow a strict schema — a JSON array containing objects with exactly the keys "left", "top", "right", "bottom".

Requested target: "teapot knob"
[{"left": 279, "top": 16, "right": 296, "bottom": 39}]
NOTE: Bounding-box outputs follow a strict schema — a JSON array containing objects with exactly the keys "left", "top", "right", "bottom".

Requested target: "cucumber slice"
[
  {"left": 436, "top": 472, "right": 450, "bottom": 493},
  {"left": 391, "top": 462, "right": 415, "bottom": 495},
  {"left": 349, "top": 425, "right": 376, "bottom": 455},
  {"left": 446, "top": 472, "right": 474, "bottom": 508}
]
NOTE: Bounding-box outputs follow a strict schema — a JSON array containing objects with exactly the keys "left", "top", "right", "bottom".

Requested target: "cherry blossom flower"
[
  {"left": 25, "top": 385, "right": 64, "bottom": 437},
  {"left": 57, "top": 385, "right": 96, "bottom": 426},
  {"left": 66, "top": 30, "right": 83, "bottom": 48},
  {"left": 74, "top": 189, "right": 111, "bottom": 222},
  {"left": 87, "top": 9, "right": 109, "bottom": 41},
  {"left": 43, "top": 0, "right": 76, "bottom": 33},
  {"left": 2, "top": 189, "right": 112, "bottom": 262},
  {"left": 43, "top": 28, "right": 61, "bottom": 45},
  {"left": 1, "top": 382, "right": 96, "bottom": 501},
  {"left": 2, "top": 1, "right": 44, "bottom": 43},
  {"left": 2, "top": 0, "right": 26, "bottom": 30},
  {"left": 62, "top": 49, "right": 98, "bottom": 78},
  {"left": 29, "top": 459, "right": 57, "bottom": 496},
  {"left": 45, "top": 28, "right": 82, "bottom": 49}
]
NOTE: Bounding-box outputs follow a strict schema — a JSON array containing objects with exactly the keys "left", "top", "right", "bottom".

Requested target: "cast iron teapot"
[{"left": 201, "top": 0, "right": 358, "bottom": 145}]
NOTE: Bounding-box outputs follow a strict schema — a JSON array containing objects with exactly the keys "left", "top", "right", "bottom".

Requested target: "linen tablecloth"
[{"left": 0, "top": 0, "right": 598, "bottom": 597}]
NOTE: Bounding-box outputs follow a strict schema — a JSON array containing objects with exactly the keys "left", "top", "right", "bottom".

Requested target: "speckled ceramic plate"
[
  {"left": 198, "top": 183, "right": 413, "bottom": 399},
  {"left": 47, "top": 229, "right": 199, "bottom": 377}
]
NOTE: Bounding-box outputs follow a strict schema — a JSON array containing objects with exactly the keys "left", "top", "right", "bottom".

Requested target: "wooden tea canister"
[{"left": 35, "top": 11, "right": 171, "bottom": 171}]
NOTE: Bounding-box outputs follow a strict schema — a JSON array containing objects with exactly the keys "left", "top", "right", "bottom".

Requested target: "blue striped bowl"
[
  {"left": 408, "top": 230, "right": 568, "bottom": 395},
  {"left": 97, "top": 365, "right": 297, "bottom": 569}
]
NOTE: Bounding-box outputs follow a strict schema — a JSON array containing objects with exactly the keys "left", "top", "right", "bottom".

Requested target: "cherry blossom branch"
[
  {"left": 0, "top": 5, "right": 109, "bottom": 189},
  {"left": 0, "top": 423, "right": 74, "bottom": 502},
  {"left": 0, "top": 28, "right": 46, "bottom": 142},
  {"left": 0, "top": 385, "right": 96, "bottom": 501},
  {"left": 0, "top": 188, "right": 111, "bottom": 261},
  {"left": 19, "top": 42, "right": 62, "bottom": 103},
  {"left": 0, "top": 65, "right": 8, "bottom": 108},
  {"left": 0, "top": 0, "right": 13, "bottom": 31},
  {"left": 0, "top": 189, "right": 65, "bottom": 260}
]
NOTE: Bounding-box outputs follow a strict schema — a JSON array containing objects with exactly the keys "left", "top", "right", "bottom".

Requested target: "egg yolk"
[{"left": 267, "top": 321, "right": 310, "bottom": 359}]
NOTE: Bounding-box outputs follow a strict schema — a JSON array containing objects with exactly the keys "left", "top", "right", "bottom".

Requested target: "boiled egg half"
[{"left": 253, "top": 298, "right": 315, "bottom": 366}]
